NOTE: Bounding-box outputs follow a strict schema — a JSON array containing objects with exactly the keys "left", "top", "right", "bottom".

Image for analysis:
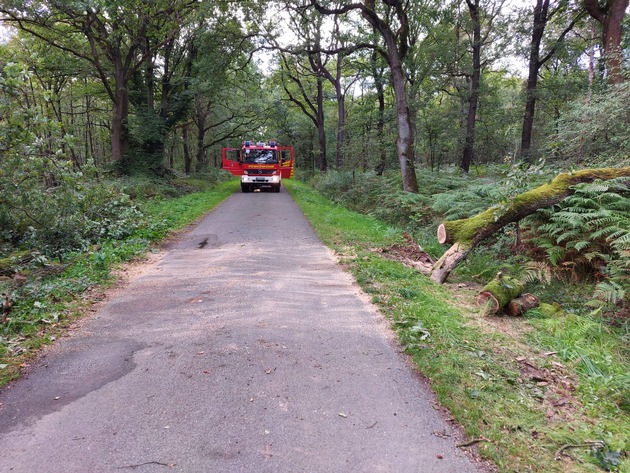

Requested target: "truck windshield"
[{"left": 243, "top": 149, "right": 278, "bottom": 164}]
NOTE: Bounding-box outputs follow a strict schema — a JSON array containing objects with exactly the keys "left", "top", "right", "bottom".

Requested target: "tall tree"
[
  {"left": 307, "top": 18, "right": 329, "bottom": 172},
  {"left": 278, "top": 48, "right": 328, "bottom": 171},
  {"left": 518, "top": 0, "right": 584, "bottom": 160},
  {"left": 370, "top": 49, "right": 389, "bottom": 175},
  {"left": 310, "top": 0, "right": 418, "bottom": 192},
  {"left": 185, "top": 12, "right": 268, "bottom": 173},
  {"left": 271, "top": 2, "right": 331, "bottom": 173},
  {"left": 461, "top": 0, "right": 482, "bottom": 173},
  {"left": 315, "top": 16, "right": 361, "bottom": 170},
  {"left": 584, "top": 0, "right": 629, "bottom": 84},
  {"left": 457, "top": 0, "right": 510, "bottom": 172},
  {"left": 1, "top": 0, "right": 198, "bottom": 165}
]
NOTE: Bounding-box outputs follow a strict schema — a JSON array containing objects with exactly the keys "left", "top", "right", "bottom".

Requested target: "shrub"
[
  {"left": 0, "top": 63, "right": 146, "bottom": 260},
  {"left": 551, "top": 80, "right": 630, "bottom": 167}
]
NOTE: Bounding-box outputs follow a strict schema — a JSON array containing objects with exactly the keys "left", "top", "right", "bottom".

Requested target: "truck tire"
[{"left": 241, "top": 183, "right": 250, "bottom": 193}]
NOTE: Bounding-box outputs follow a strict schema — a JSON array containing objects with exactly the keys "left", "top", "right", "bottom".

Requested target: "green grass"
[
  {"left": 0, "top": 179, "right": 238, "bottom": 386},
  {"left": 285, "top": 179, "right": 630, "bottom": 473},
  {"left": 142, "top": 179, "right": 238, "bottom": 230}
]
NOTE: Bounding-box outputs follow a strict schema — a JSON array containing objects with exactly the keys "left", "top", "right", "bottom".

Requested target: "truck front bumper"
[{"left": 241, "top": 175, "right": 280, "bottom": 185}]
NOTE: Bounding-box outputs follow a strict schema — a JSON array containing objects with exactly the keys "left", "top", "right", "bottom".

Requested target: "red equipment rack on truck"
[{"left": 222, "top": 140, "right": 295, "bottom": 193}]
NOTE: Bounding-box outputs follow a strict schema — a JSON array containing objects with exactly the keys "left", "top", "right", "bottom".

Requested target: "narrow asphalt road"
[{"left": 0, "top": 188, "right": 482, "bottom": 472}]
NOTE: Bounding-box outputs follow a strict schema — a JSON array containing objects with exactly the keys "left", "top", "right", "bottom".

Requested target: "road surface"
[{"left": 0, "top": 188, "right": 483, "bottom": 472}]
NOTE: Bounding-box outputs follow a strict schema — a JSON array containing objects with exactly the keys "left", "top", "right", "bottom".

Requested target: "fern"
[
  {"left": 520, "top": 261, "right": 554, "bottom": 285},
  {"left": 432, "top": 182, "right": 500, "bottom": 220},
  {"left": 527, "top": 178, "right": 630, "bottom": 311},
  {"left": 593, "top": 281, "right": 626, "bottom": 307},
  {"left": 573, "top": 240, "right": 591, "bottom": 252}
]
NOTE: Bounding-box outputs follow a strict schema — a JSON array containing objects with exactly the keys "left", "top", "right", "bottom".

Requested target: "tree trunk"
[
  {"left": 520, "top": 0, "right": 549, "bottom": 160},
  {"left": 105, "top": 40, "right": 131, "bottom": 163},
  {"left": 391, "top": 76, "right": 417, "bottom": 191},
  {"left": 195, "top": 111, "right": 206, "bottom": 173},
  {"left": 317, "top": 48, "right": 347, "bottom": 171},
  {"left": 431, "top": 167, "right": 630, "bottom": 283},
  {"left": 601, "top": 3, "right": 627, "bottom": 85},
  {"left": 430, "top": 243, "right": 471, "bottom": 285},
  {"left": 372, "top": 51, "right": 387, "bottom": 175},
  {"left": 316, "top": 73, "right": 328, "bottom": 172},
  {"left": 335, "top": 76, "right": 345, "bottom": 170},
  {"left": 461, "top": 0, "right": 481, "bottom": 173},
  {"left": 182, "top": 124, "right": 192, "bottom": 175},
  {"left": 111, "top": 79, "right": 129, "bottom": 162},
  {"left": 389, "top": 54, "right": 418, "bottom": 192},
  {"left": 336, "top": 93, "right": 345, "bottom": 169},
  {"left": 361, "top": 2, "right": 417, "bottom": 192},
  {"left": 584, "top": 0, "right": 630, "bottom": 84},
  {"left": 520, "top": 1, "right": 582, "bottom": 159}
]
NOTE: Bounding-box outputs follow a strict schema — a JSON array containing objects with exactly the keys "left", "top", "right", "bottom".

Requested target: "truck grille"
[{"left": 248, "top": 169, "right": 273, "bottom": 175}]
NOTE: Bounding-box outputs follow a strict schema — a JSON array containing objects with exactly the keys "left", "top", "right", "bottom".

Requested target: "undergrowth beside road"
[
  {"left": 284, "top": 179, "right": 630, "bottom": 473},
  {"left": 0, "top": 179, "right": 239, "bottom": 387}
]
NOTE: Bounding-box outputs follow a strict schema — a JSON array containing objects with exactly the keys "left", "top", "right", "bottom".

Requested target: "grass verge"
[
  {"left": 285, "top": 179, "right": 629, "bottom": 473},
  {"left": 0, "top": 179, "right": 239, "bottom": 387}
]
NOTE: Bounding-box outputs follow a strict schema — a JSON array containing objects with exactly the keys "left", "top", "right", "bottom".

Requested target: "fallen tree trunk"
[
  {"left": 476, "top": 272, "right": 525, "bottom": 315},
  {"left": 430, "top": 167, "right": 630, "bottom": 283}
]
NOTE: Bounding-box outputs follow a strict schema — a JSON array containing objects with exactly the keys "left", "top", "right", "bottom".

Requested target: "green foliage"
[
  {"left": 527, "top": 178, "right": 630, "bottom": 311},
  {"left": 310, "top": 168, "right": 477, "bottom": 227},
  {"left": 551, "top": 81, "right": 630, "bottom": 167},
  {"left": 0, "top": 64, "right": 146, "bottom": 260},
  {"left": 305, "top": 164, "right": 629, "bottom": 318},
  {"left": 527, "top": 308, "right": 630, "bottom": 422},
  {"left": 432, "top": 182, "right": 500, "bottom": 220}
]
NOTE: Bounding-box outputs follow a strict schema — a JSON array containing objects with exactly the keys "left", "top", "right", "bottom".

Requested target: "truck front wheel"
[{"left": 241, "top": 183, "right": 250, "bottom": 193}]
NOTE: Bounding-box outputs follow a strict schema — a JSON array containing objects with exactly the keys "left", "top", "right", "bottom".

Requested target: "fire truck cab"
[{"left": 222, "top": 140, "right": 295, "bottom": 193}]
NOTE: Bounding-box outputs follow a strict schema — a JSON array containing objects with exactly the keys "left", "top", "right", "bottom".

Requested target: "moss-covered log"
[
  {"left": 476, "top": 272, "right": 525, "bottom": 315},
  {"left": 538, "top": 302, "right": 565, "bottom": 317},
  {"left": 431, "top": 167, "right": 630, "bottom": 283},
  {"left": 506, "top": 293, "right": 540, "bottom": 316}
]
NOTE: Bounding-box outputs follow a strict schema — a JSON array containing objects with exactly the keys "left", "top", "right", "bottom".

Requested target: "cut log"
[
  {"left": 476, "top": 272, "right": 525, "bottom": 315},
  {"left": 431, "top": 167, "right": 630, "bottom": 283},
  {"left": 506, "top": 293, "right": 540, "bottom": 316}
]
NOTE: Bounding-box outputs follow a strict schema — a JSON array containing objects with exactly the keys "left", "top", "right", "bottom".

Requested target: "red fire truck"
[{"left": 222, "top": 140, "right": 295, "bottom": 193}]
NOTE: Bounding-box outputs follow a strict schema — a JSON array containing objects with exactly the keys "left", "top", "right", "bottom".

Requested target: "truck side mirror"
[{"left": 281, "top": 151, "right": 287, "bottom": 162}]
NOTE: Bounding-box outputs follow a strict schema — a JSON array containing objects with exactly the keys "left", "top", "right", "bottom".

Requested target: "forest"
[{"left": 0, "top": 0, "right": 629, "bottom": 471}]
